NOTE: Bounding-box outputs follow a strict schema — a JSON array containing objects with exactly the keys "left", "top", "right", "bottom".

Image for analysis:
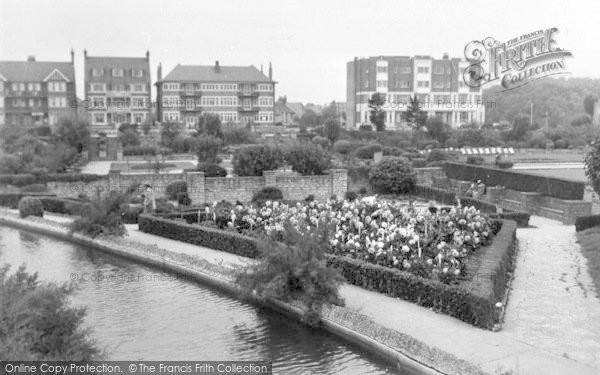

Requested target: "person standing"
[{"left": 143, "top": 184, "right": 156, "bottom": 213}]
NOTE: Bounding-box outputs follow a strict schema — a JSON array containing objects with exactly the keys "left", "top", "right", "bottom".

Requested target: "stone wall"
[{"left": 414, "top": 167, "right": 445, "bottom": 186}]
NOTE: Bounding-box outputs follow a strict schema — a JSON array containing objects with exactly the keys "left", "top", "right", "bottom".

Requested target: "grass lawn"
[
  {"left": 576, "top": 227, "right": 600, "bottom": 299},
  {"left": 522, "top": 168, "right": 587, "bottom": 182}
]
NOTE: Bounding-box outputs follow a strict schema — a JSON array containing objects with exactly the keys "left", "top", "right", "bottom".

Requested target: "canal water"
[{"left": 0, "top": 226, "right": 398, "bottom": 374}]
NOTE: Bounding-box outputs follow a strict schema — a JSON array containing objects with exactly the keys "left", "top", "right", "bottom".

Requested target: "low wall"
[{"left": 414, "top": 167, "right": 445, "bottom": 186}]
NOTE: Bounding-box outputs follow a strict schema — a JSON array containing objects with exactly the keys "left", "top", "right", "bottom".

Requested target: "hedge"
[
  {"left": 137, "top": 213, "right": 517, "bottom": 329},
  {"left": 412, "top": 185, "right": 497, "bottom": 213},
  {"left": 0, "top": 173, "right": 105, "bottom": 187},
  {"left": 326, "top": 220, "right": 517, "bottom": 330},
  {"left": 489, "top": 212, "right": 531, "bottom": 227},
  {"left": 444, "top": 162, "right": 585, "bottom": 200},
  {"left": 39, "top": 197, "right": 85, "bottom": 215},
  {"left": 138, "top": 214, "right": 260, "bottom": 258},
  {"left": 575, "top": 214, "right": 600, "bottom": 232},
  {"left": 0, "top": 193, "right": 56, "bottom": 209}
]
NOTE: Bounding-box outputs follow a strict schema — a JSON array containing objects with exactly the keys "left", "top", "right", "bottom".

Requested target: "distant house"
[
  {"left": 274, "top": 100, "right": 298, "bottom": 126},
  {"left": 0, "top": 51, "right": 77, "bottom": 128}
]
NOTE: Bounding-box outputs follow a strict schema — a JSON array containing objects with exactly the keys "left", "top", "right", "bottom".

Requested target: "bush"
[
  {"left": 496, "top": 160, "right": 514, "bottom": 169},
  {"left": 122, "top": 204, "right": 144, "bottom": 224},
  {"left": 165, "top": 181, "right": 187, "bottom": 200},
  {"left": 18, "top": 197, "right": 44, "bottom": 218},
  {"left": 21, "top": 184, "right": 47, "bottom": 192},
  {"left": 466, "top": 156, "right": 485, "bottom": 165},
  {"left": 382, "top": 146, "right": 404, "bottom": 157},
  {"left": 426, "top": 149, "right": 452, "bottom": 162},
  {"left": 69, "top": 192, "right": 128, "bottom": 237},
  {"left": 411, "top": 158, "right": 427, "bottom": 168},
  {"left": 553, "top": 139, "right": 569, "bottom": 149},
  {"left": 139, "top": 214, "right": 260, "bottom": 258},
  {"left": 232, "top": 145, "right": 284, "bottom": 176},
  {"left": 223, "top": 127, "right": 256, "bottom": 145},
  {"left": 445, "top": 138, "right": 459, "bottom": 148},
  {"left": 311, "top": 135, "right": 330, "bottom": 149},
  {"left": 177, "top": 192, "right": 192, "bottom": 206},
  {"left": 196, "top": 135, "right": 222, "bottom": 163},
  {"left": 369, "top": 157, "right": 416, "bottom": 194},
  {"left": 252, "top": 187, "right": 283, "bottom": 206},
  {"left": 445, "top": 162, "right": 585, "bottom": 200},
  {"left": 354, "top": 144, "right": 382, "bottom": 159},
  {"left": 575, "top": 214, "right": 600, "bottom": 232},
  {"left": 584, "top": 139, "right": 600, "bottom": 197},
  {"left": 358, "top": 124, "right": 373, "bottom": 131},
  {"left": 305, "top": 194, "right": 315, "bottom": 202},
  {"left": 195, "top": 163, "right": 227, "bottom": 177},
  {"left": 0, "top": 265, "right": 102, "bottom": 360},
  {"left": 285, "top": 143, "right": 332, "bottom": 175},
  {"left": 333, "top": 140, "right": 354, "bottom": 155},
  {"left": 39, "top": 197, "right": 84, "bottom": 215},
  {"left": 345, "top": 191, "right": 358, "bottom": 201}
]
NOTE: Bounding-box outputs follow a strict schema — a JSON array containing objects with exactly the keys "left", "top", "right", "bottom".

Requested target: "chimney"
[
  {"left": 27, "top": 55, "right": 35, "bottom": 62},
  {"left": 268, "top": 62, "right": 272, "bottom": 80},
  {"left": 70, "top": 49, "right": 74, "bottom": 64},
  {"left": 214, "top": 60, "right": 221, "bottom": 73},
  {"left": 443, "top": 52, "right": 449, "bottom": 60},
  {"left": 84, "top": 49, "right": 87, "bottom": 59},
  {"left": 157, "top": 63, "right": 162, "bottom": 81},
  {"left": 146, "top": 50, "right": 150, "bottom": 62}
]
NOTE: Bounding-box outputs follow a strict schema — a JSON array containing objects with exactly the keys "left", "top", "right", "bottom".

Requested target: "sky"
[{"left": 0, "top": 0, "right": 599, "bottom": 104}]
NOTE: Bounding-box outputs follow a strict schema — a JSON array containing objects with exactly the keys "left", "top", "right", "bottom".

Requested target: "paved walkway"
[
  {"left": 80, "top": 161, "right": 113, "bottom": 175},
  {"left": 34, "top": 213, "right": 600, "bottom": 374}
]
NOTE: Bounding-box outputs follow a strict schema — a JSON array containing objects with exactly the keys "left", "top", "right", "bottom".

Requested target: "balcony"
[
  {"left": 237, "top": 91, "right": 259, "bottom": 97},
  {"left": 6, "top": 90, "right": 46, "bottom": 97},
  {"left": 182, "top": 90, "right": 201, "bottom": 97},
  {"left": 238, "top": 106, "right": 259, "bottom": 112}
]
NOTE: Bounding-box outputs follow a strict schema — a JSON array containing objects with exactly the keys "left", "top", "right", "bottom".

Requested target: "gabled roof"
[
  {"left": 286, "top": 102, "right": 304, "bottom": 115},
  {"left": 161, "top": 64, "right": 274, "bottom": 83},
  {"left": 0, "top": 60, "right": 75, "bottom": 82},
  {"left": 84, "top": 55, "right": 150, "bottom": 83},
  {"left": 274, "top": 101, "right": 295, "bottom": 114}
]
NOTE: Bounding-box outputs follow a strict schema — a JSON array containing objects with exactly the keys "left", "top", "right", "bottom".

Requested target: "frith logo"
[{"left": 462, "top": 27, "right": 572, "bottom": 90}]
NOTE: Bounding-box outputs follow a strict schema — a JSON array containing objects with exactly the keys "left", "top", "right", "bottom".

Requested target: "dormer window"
[
  {"left": 92, "top": 68, "right": 103, "bottom": 77},
  {"left": 132, "top": 69, "right": 143, "bottom": 77},
  {"left": 112, "top": 69, "right": 124, "bottom": 77}
]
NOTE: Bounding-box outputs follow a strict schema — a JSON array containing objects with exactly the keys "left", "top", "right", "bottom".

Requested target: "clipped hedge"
[
  {"left": 38, "top": 197, "right": 85, "bottom": 215},
  {"left": 445, "top": 162, "right": 585, "bottom": 200},
  {"left": 489, "top": 211, "right": 531, "bottom": 227},
  {"left": 0, "top": 193, "right": 56, "bottom": 209},
  {"left": 0, "top": 173, "right": 104, "bottom": 187},
  {"left": 575, "top": 214, "right": 600, "bottom": 232},
  {"left": 138, "top": 214, "right": 260, "bottom": 258},
  {"left": 326, "top": 219, "right": 517, "bottom": 330},
  {"left": 18, "top": 197, "right": 44, "bottom": 218}
]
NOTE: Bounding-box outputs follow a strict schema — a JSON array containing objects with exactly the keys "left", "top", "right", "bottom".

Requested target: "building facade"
[
  {"left": 156, "top": 61, "right": 275, "bottom": 128},
  {"left": 346, "top": 55, "right": 485, "bottom": 130},
  {"left": 0, "top": 52, "right": 77, "bottom": 128},
  {"left": 84, "top": 50, "right": 152, "bottom": 129}
]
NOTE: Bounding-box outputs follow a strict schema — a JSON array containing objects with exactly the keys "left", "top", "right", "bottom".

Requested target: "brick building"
[
  {"left": 347, "top": 55, "right": 485, "bottom": 130},
  {"left": 0, "top": 51, "right": 77, "bottom": 128},
  {"left": 156, "top": 61, "right": 276, "bottom": 128}
]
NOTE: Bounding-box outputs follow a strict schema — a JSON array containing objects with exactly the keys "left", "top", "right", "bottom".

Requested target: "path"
[{"left": 28, "top": 212, "right": 600, "bottom": 374}]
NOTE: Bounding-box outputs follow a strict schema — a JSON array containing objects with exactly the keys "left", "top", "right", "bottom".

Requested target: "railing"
[{"left": 237, "top": 91, "right": 259, "bottom": 97}]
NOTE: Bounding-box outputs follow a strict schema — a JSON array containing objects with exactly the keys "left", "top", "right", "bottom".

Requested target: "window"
[
  {"left": 133, "top": 113, "right": 146, "bottom": 123},
  {"left": 27, "top": 83, "right": 41, "bottom": 91},
  {"left": 377, "top": 80, "right": 387, "bottom": 88},
  {"left": 185, "top": 116, "right": 196, "bottom": 127},
  {"left": 92, "top": 68, "right": 103, "bottom": 77},
  {"left": 162, "top": 83, "right": 180, "bottom": 91},
  {"left": 49, "top": 97, "right": 67, "bottom": 108},
  {"left": 132, "top": 97, "right": 146, "bottom": 108},
  {"left": 258, "top": 97, "right": 273, "bottom": 107},
  {"left": 185, "top": 99, "right": 194, "bottom": 110},
  {"left": 201, "top": 96, "right": 238, "bottom": 106},
  {"left": 201, "top": 83, "right": 238, "bottom": 91},
  {"left": 90, "top": 97, "right": 105, "bottom": 108},
  {"left": 48, "top": 82, "right": 67, "bottom": 92},
  {"left": 417, "top": 67, "right": 430, "bottom": 74},
  {"left": 132, "top": 84, "right": 146, "bottom": 92},
  {"left": 113, "top": 84, "right": 125, "bottom": 92},
  {"left": 90, "top": 83, "right": 105, "bottom": 92},
  {"left": 185, "top": 84, "right": 194, "bottom": 94},
  {"left": 255, "top": 111, "right": 273, "bottom": 123},
  {"left": 132, "top": 69, "right": 144, "bottom": 77},
  {"left": 444, "top": 81, "right": 451, "bottom": 89},
  {"left": 433, "top": 66, "right": 444, "bottom": 74},
  {"left": 257, "top": 84, "right": 272, "bottom": 92},
  {"left": 163, "top": 112, "right": 180, "bottom": 122},
  {"left": 364, "top": 80, "right": 368, "bottom": 89},
  {"left": 417, "top": 81, "right": 429, "bottom": 88},
  {"left": 434, "top": 95, "right": 451, "bottom": 104},
  {"left": 399, "top": 66, "right": 411, "bottom": 73},
  {"left": 433, "top": 81, "right": 444, "bottom": 89},
  {"left": 163, "top": 96, "right": 180, "bottom": 109},
  {"left": 395, "top": 81, "right": 410, "bottom": 88},
  {"left": 377, "top": 66, "right": 387, "bottom": 73},
  {"left": 12, "top": 99, "right": 26, "bottom": 107},
  {"left": 417, "top": 94, "right": 429, "bottom": 103},
  {"left": 112, "top": 69, "right": 124, "bottom": 77},
  {"left": 205, "top": 111, "right": 238, "bottom": 123},
  {"left": 93, "top": 113, "right": 106, "bottom": 124},
  {"left": 458, "top": 94, "right": 468, "bottom": 103}
]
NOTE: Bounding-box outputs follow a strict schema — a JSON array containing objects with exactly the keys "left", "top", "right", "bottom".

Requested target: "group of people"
[{"left": 465, "top": 179, "right": 486, "bottom": 199}]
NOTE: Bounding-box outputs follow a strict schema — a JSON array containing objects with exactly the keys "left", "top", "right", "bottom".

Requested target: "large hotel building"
[
  {"left": 156, "top": 61, "right": 276, "bottom": 128},
  {"left": 0, "top": 52, "right": 77, "bottom": 128},
  {"left": 346, "top": 55, "right": 485, "bottom": 130}
]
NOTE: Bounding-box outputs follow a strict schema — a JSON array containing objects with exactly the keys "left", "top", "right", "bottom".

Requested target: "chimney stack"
[
  {"left": 214, "top": 60, "right": 221, "bottom": 73},
  {"left": 443, "top": 52, "right": 449, "bottom": 59},
  {"left": 70, "top": 49, "right": 74, "bottom": 64},
  {"left": 27, "top": 55, "right": 35, "bottom": 62},
  {"left": 268, "top": 62, "right": 272, "bottom": 80},
  {"left": 146, "top": 50, "right": 150, "bottom": 62},
  {"left": 157, "top": 63, "right": 162, "bottom": 81}
]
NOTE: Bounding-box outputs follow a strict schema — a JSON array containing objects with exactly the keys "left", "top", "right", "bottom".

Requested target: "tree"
[
  {"left": 196, "top": 113, "right": 223, "bottom": 139},
  {"left": 323, "top": 118, "right": 341, "bottom": 144},
  {"left": 585, "top": 138, "right": 600, "bottom": 196},
  {"left": 195, "top": 135, "right": 222, "bottom": 163},
  {"left": 160, "top": 122, "right": 183, "bottom": 148},
  {"left": 118, "top": 128, "right": 140, "bottom": 147},
  {"left": 299, "top": 109, "right": 320, "bottom": 127},
  {"left": 405, "top": 94, "right": 427, "bottom": 129},
  {"left": 425, "top": 117, "right": 451, "bottom": 144},
  {"left": 368, "top": 93, "right": 386, "bottom": 131},
  {"left": 571, "top": 114, "right": 592, "bottom": 127},
  {"left": 53, "top": 117, "right": 90, "bottom": 152},
  {"left": 508, "top": 115, "right": 531, "bottom": 140},
  {"left": 583, "top": 95, "right": 598, "bottom": 118}
]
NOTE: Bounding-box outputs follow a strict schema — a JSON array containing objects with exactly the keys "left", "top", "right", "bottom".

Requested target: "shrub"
[
  {"left": 18, "top": 197, "right": 44, "bottom": 218},
  {"left": 354, "top": 144, "right": 382, "bottom": 159},
  {"left": 584, "top": 139, "right": 600, "bottom": 197},
  {"left": 70, "top": 192, "right": 128, "bottom": 237},
  {"left": 0, "top": 265, "right": 102, "bottom": 360},
  {"left": 196, "top": 135, "right": 222, "bottom": 163},
  {"left": 177, "top": 192, "right": 191, "bottom": 206},
  {"left": 130, "top": 162, "right": 176, "bottom": 170},
  {"left": 553, "top": 139, "right": 569, "bottom": 149},
  {"left": 285, "top": 143, "right": 332, "bottom": 175},
  {"left": 165, "top": 181, "right": 187, "bottom": 200},
  {"left": 575, "top": 214, "right": 600, "bottom": 232},
  {"left": 358, "top": 187, "right": 367, "bottom": 194},
  {"left": 382, "top": 146, "right": 403, "bottom": 157},
  {"left": 195, "top": 163, "right": 227, "bottom": 177},
  {"left": 123, "top": 145, "right": 159, "bottom": 156},
  {"left": 232, "top": 145, "right": 284, "bottom": 176},
  {"left": 496, "top": 160, "right": 514, "bottom": 169},
  {"left": 122, "top": 204, "right": 144, "bottom": 224},
  {"left": 311, "top": 135, "right": 330, "bottom": 149},
  {"left": 21, "top": 184, "right": 47, "bottom": 193},
  {"left": 345, "top": 191, "right": 358, "bottom": 201},
  {"left": 155, "top": 197, "right": 175, "bottom": 214},
  {"left": 369, "top": 157, "right": 416, "bottom": 194},
  {"left": 333, "top": 140, "right": 355, "bottom": 155},
  {"left": 411, "top": 158, "right": 427, "bottom": 168},
  {"left": 445, "top": 138, "right": 459, "bottom": 148},
  {"left": 426, "top": 149, "right": 451, "bottom": 162},
  {"left": 0, "top": 155, "right": 24, "bottom": 174},
  {"left": 466, "top": 156, "right": 485, "bottom": 165},
  {"left": 304, "top": 194, "right": 315, "bottom": 202},
  {"left": 445, "top": 162, "right": 585, "bottom": 200},
  {"left": 39, "top": 197, "right": 84, "bottom": 215},
  {"left": 358, "top": 124, "right": 373, "bottom": 131},
  {"left": 236, "top": 226, "right": 345, "bottom": 325},
  {"left": 252, "top": 187, "right": 283, "bottom": 206},
  {"left": 223, "top": 127, "right": 256, "bottom": 145}
]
